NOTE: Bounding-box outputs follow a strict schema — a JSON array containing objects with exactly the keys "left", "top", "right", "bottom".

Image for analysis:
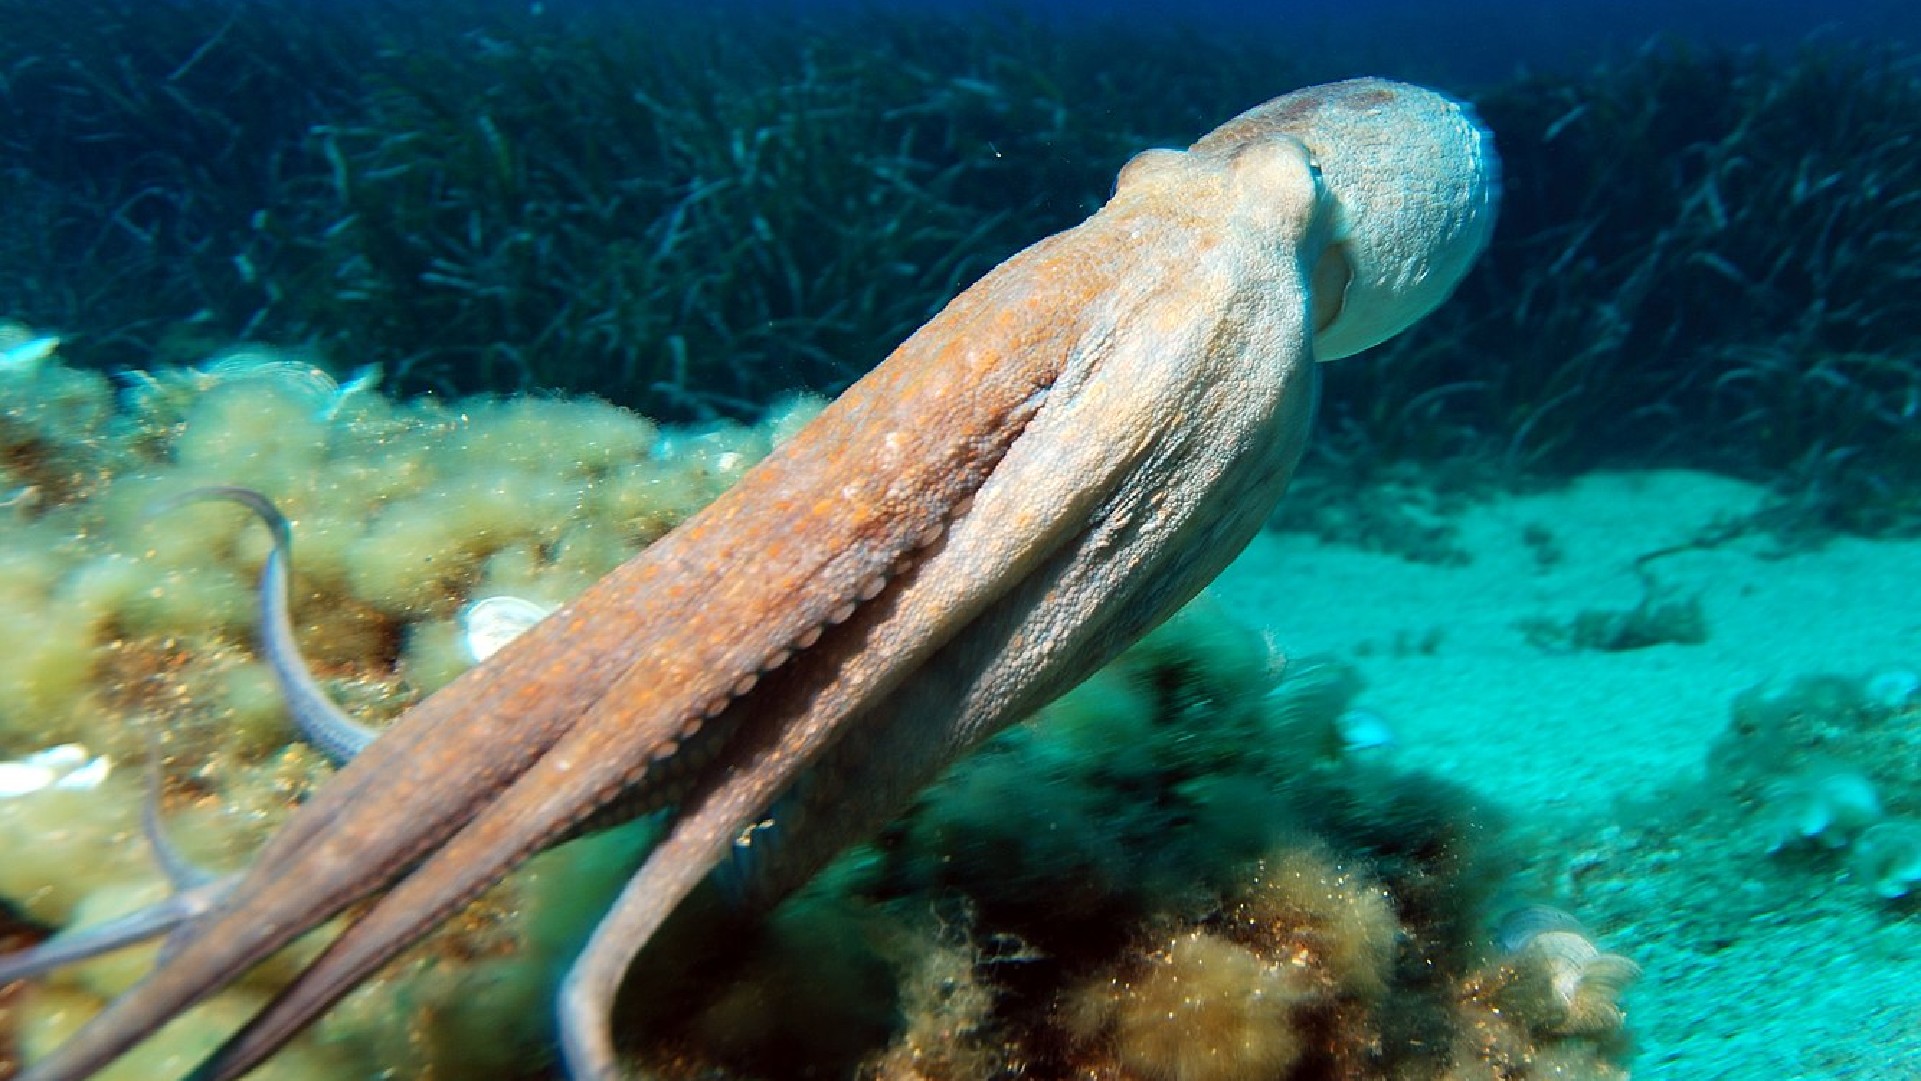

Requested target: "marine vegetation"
[
  {"left": 1336, "top": 41, "right": 1921, "bottom": 531},
  {"left": 0, "top": 345, "right": 801, "bottom": 1079},
  {"left": 4, "top": 2, "right": 1918, "bottom": 538},
  {"left": 0, "top": 0, "right": 1292, "bottom": 417},
  {"left": 0, "top": 353, "right": 1641, "bottom": 1078},
  {"left": 1711, "top": 669, "right": 1921, "bottom": 898}
]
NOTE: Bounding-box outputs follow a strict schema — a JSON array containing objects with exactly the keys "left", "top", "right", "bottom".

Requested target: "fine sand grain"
[{"left": 1219, "top": 469, "right": 1921, "bottom": 1079}]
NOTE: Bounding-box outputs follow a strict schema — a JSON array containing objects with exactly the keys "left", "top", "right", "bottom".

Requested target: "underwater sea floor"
[
  {"left": 1222, "top": 469, "right": 1921, "bottom": 1080},
  {"left": 2, "top": 340, "right": 1916, "bottom": 1078}
]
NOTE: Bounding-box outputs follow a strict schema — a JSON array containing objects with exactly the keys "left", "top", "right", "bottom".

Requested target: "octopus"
[{"left": 14, "top": 76, "right": 1497, "bottom": 1080}]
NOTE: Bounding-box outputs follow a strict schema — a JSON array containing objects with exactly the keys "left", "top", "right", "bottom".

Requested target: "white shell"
[
  {"left": 461, "top": 595, "right": 556, "bottom": 663},
  {"left": 0, "top": 334, "right": 59, "bottom": 372},
  {"left": 1865, "top": 668, "right": 1920, "bottom": 709},
  {"left": 0, "top": 743, "right": 111, "bottom": 798},
  {"left": 1334, "top": 707, "right": 1396, "bottom": 752},
  {"left": 201, "top": 349, "right": 340, "bottom": 409}
]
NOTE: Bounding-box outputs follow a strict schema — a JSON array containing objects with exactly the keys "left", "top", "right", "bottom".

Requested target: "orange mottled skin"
[{"left": 18, "top": 78, "right": 1495, "bottom": 1081}]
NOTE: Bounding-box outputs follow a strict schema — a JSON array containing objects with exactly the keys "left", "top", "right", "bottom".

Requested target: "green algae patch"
[{"left": 0, "top": 338, "right": 812, "bottom": 1079}]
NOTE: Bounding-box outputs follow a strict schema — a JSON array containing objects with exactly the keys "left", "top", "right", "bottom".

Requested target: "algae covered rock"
[{"left": 0, "top": 342, "right": 811, "bottom": 1080}]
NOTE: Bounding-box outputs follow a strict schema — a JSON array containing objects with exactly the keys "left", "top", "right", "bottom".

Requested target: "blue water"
[
  {"left": 757, "top": 0, "right": 1921, "bottom": 81},
  {"left": 1, "top": 0, "right": 1918, "bottom": 1078}
]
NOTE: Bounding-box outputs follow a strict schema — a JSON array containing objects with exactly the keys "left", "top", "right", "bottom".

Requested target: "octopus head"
[{"left": 1194, "top": 77, "right": 1501, "bottom": 361}]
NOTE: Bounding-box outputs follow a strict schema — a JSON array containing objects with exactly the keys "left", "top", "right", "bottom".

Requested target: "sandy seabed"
[{"left": 1218, "top": 469, "right": 1921, "bottom": 1081}]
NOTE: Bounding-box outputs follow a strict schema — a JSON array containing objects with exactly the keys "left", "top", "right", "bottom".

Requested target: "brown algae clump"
[
  {"left": 1062, "top": 844, "right": 1397, "bottom": 1081},
  {"left": 1065, "top": 929, "right": 1314, "bottom": 1081}
]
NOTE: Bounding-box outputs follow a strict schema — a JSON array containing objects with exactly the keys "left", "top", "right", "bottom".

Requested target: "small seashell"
[
  {"left": 1496, "top": 903, "right": 1587, "bottom": 954},
  {"left": 1853, "top": 817, "right": 1921, "bottom": 899},
  {"left": 1334, "top": 707, "right": 1395, "bottom": 753},
  {"left": 460, "top": 595, "right": 556, "bottom": 663},
  {"left": 0, "top": 743, "right": 112, "bottom": 798},
  {"left": 1764, "top": 783, "right": 1836, "bottom": 852},
  {"left": 1761, "top": 766, "right": 1881, "bottom": 853},
  {"left": 1496, "top": 905, "right": 1640, "bottom": 1036},
  {"left": 1865, "top": 668, "right": 1920, "bottom": 710},
  {"left": 0, "top": 320, "right": 60, "bottom": 372},
  {"left": 55, "top": 754, "right": 114, "bottom": 791},
  {"left": 199, "top": 347, "right": 378, "bottom": 421},
  {"left": 0, "top": 761, "right": 59, "bottom": 798},
  {"left": 0, "top": 334, "right": 60, "bottom": 373},
  {"left": 201, "top": 347, "right": 342, "bottom": 408}
]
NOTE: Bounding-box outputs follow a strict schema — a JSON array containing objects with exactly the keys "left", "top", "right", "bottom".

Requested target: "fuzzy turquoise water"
[{"left": 2, "top": 1, "right": 1919, "bottom": 1079}]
